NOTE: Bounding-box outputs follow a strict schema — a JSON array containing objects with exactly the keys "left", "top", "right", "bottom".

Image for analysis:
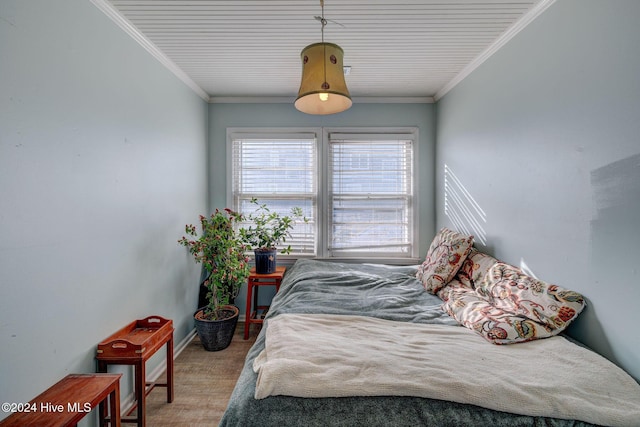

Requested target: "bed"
[{"left": 220, "top": 245, "right": 640, "bottom": 426}]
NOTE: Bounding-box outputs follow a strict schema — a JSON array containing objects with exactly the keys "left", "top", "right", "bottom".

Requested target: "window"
[
  {"left": 229, "top": 128, "right": 417, "bottom": 260},
  {"left": 230, "top": 131, "right": 317, "bottom": 255},
  {"left": 328, "top": 133, "right": 414, "bottom": 257}
]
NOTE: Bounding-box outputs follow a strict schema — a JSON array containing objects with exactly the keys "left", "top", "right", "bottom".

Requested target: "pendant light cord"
[
  {"left": 320, "top": 1, "right": 326, "bottom": 42},
  {"left": 320, "top": 0, "right": 327, "bottom": 89}
]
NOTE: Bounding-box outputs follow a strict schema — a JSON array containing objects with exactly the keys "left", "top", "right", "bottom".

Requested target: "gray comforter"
[{"left": 219, "top": 259, "right": 595, "bottom": 427}]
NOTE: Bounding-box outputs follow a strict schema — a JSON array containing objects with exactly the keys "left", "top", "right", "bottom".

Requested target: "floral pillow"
[
  {"left": 476, "top": 262, "right": 586, "bottom": 332},
  {"left": 453, "top": 248, "right": 499, "bottom": 289},
  {"left": 416, "top": 228, "right": 474, "bottom": 294},
  {"left": 443, "top": 262, "right": 586, "bottom": 344},
  {"left": 442, "top": 292, "right": 552, "bottom": 344}
]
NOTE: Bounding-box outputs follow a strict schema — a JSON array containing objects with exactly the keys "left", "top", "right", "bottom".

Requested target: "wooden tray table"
[{"left": 96, "top": 316, "right": 173, "bottom": 427}]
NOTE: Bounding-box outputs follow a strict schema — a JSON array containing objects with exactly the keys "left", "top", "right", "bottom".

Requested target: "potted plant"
[
  {"left": 178, "top": 208, "right": 250, "bottom": 351},
  {"left": 239, "top": 198, "right": 305, "bottom": 274}
]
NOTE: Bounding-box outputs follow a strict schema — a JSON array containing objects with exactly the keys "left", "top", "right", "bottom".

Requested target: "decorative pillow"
[
  {"left": 442, "top": 262, "right": 586, "bottom": 344},
  {"left": 477, "top": 263, "right": 586, "bottom": 332},
  {"left": 436, "top": 277, "right": 473, "bottom": 303},
  {"left": 453, "top": 249, "right": 499, "bottom": 289},
  {"left": 442, "top": 293, "right": 551, "bottom": 344},
  {"left": 416, "top": 228, "right": 474, "bottom": 294}
]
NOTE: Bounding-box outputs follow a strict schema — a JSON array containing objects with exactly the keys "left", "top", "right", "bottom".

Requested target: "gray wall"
[
  {"left": 436, "top": 0, "right": 640, "bottom": 381},
  {"left": 209, "top": 102, "right": 436, "bottom": 315},
  {"left": 0, "top": 0, "right": 208, "bottom": 422}
]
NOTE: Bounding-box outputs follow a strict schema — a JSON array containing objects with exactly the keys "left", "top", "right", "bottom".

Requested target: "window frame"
[
  {"left": 227, "top": 127, "right": 419, "bottom": 263},
  {"left": 227, "top": 128, "right": 321, "bottom": 258},
  {"left": 324, "top": 128, "right": 418, "bottom": 259}
]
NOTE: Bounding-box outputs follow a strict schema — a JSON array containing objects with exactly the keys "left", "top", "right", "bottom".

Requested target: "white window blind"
[
  {"left": 328, "top": 133, "right": 414, "bottom": 257},
  {"left": 230, "top": 133, "right": 317, "bottom": 255}
]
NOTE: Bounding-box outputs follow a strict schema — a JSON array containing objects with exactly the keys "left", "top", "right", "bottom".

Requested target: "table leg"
[
  {"left": 110, "top": 383, "right": 121, "bottom": 427},
  {"left": 97, "top": 361, "right": 108, "bottom": 427},
  {"left": 244, "top": 281, "right": 253, "bottom": 340},
  {"left": 166, "top": 338, "right": 174, "bottom": 403},
  {"left": 135, "top": 361, "right": 145, "bottom": 427},
  {"left": 253, "top": 281, "right": 259, "bottom": 316}
]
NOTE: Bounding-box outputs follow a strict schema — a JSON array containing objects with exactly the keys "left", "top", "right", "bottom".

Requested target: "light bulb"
[{"left": 319, "top": 93, "right": 329, "bottom": 102}]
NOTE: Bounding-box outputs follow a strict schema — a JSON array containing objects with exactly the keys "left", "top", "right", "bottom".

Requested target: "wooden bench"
[{"left": 0, "top": 373, "right": 121, "bottom": 427}]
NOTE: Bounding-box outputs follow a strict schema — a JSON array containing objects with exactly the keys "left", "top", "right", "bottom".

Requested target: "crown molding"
[
  {"left": 90, "top": 0, "right": 210, "bottom": 102},
  {"left": 209, "top": 97, "right": 293, "bottom": 104},
  {"left": 209, "top": 96, "right": 434, "bottom": 104},
  {"left": 353, "top": 97, "right": 435, "bottom": 104},
  {"left": 434, "top": 0, "right": 557, "bottom": 101}
]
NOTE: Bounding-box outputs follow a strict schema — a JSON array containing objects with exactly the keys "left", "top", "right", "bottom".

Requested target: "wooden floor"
[{"left": 144, "top": 322, "right": 257, "bottom": 426}]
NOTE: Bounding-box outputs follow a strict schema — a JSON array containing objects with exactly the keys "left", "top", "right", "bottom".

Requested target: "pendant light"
[{"left": 295, "top": 0, "right": 352, "bottom": 115}]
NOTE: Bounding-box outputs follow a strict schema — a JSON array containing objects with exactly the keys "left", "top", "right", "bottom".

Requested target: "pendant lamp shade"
[{"left": 295, "top": 42, "right": 352, "bottom": 115}]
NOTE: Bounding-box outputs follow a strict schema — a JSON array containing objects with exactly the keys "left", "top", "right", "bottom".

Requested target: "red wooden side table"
[
  {"left": 244, "top": 266, "right": 286, "bottom": 340},
  {"left": 96, "top": 316, "right": 174, "bottom": 427},
  {"left": 0, "top": 373, "right": 122, "bottom": 427}
]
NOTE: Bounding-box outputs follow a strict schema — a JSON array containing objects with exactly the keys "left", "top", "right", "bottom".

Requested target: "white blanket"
[{"left": 254, "top": 313, "right": 640, "bottom": 427}]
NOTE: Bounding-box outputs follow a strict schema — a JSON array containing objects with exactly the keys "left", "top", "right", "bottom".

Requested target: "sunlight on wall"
[
  {"left": 444, "top": 164, "right": 487, "bottom": 245},
  {"left": 519, "top": 257, "right": 538, "bottom": 279}
]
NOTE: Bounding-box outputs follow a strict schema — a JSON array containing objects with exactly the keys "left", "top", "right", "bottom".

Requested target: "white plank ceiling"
[{"left": 101, "top": 0, "right": 550, "bottom": 102}]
